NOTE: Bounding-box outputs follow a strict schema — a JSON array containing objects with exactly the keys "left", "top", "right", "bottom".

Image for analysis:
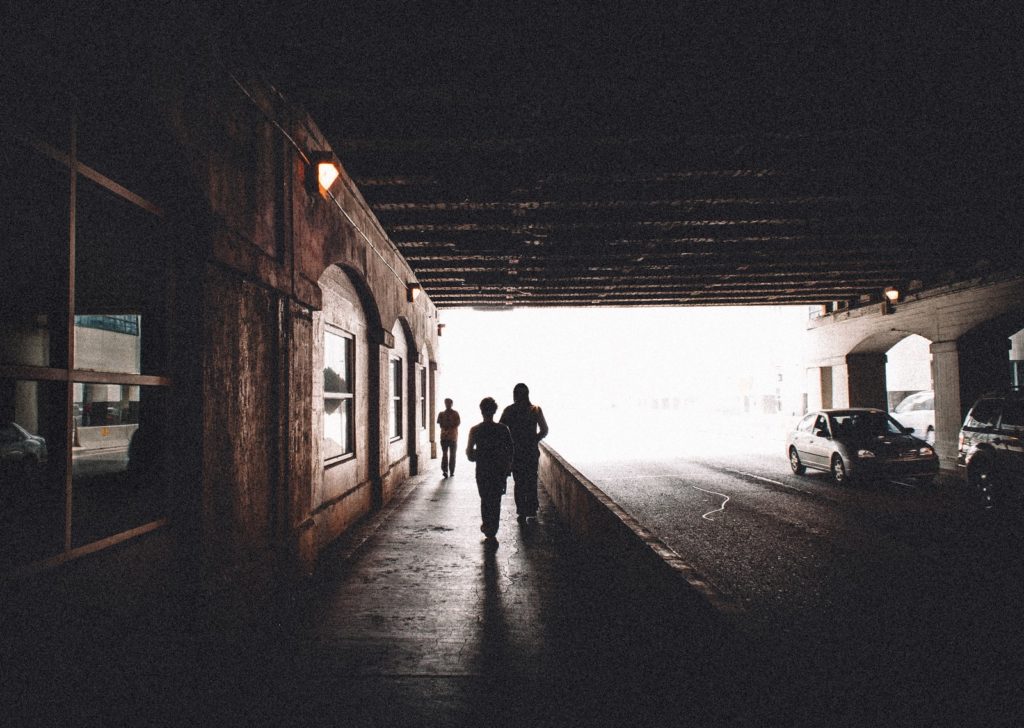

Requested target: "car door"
[
  {"left": 995, "top": 399, "right": 1024, "bottom": 483},
  {"left": 792, "top": 413, "right": 818, "bottom": 464},
  {"left": 803, "top": 414, "right": 832, "bottom": 467},
  {"left": 0, "top": 424, "right": 24, "bottom": 463}
]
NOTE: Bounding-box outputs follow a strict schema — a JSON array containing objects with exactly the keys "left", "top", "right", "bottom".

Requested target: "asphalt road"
[
  {"left": 72, "top": 445, "right": 128, "bottom": 478},
  {"left": 564, "top": 446, "right": 1024, "bottom": 725}
]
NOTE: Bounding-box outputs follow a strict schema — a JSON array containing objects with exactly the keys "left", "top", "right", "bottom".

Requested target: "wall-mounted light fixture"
[
  {"left": 437, "top": 323, "right": 445, "bottom": 337},
  {"left": 881, "top": 286, "right": 899, "bottom": 315},
  {"left": 407, "top": 282, "right": 422, "bottom": 303},
  {"left": 307, "top": 152, "right": 340, "bottom": 198}
]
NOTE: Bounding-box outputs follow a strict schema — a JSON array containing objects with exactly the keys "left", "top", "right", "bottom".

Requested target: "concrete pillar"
[
  {"left": 368, "top": 332, "right": 389, "bottom": 511},
  {"left": 957, "top": 328, "right": 1012, "bottom": 421},
  {"left": 1011, "top": 330, "right": 1024, "bottom": 386},
  {"left": 930, "top": 341, "right": 962, "bottom": 470},
  {"left": 831, "top": 361, "right": 850, "bottom": 408},
  {"left": 845, "top": 352, "right": 888, "bottom": 409},
  {"left": 807, "top": 366, "right": 831, "bottom": 410},
  {"left": 429, "top": 361, "right": 438, "bottom": 459},
  {"left": 407, "top": 352, "right": 419, "bottom": 476}
]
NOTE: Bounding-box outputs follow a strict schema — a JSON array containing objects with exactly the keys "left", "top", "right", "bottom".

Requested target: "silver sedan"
[{"left": 787, "top": 408, "right": 938, "bottom": 485}]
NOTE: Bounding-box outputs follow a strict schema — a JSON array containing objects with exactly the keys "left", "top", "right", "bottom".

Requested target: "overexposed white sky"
[{"left": 436, "top": 306, "right": 809, "bottom": 432}]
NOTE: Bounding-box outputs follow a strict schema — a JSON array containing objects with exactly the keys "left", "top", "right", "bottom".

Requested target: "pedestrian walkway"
[
  {"left": 281, "top": 467, "right": 728, "bottom": 726},
  {"left": 3, "top": 464, "right": 739, "bottom": 727}
]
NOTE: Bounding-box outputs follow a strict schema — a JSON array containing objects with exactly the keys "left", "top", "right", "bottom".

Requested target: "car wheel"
[
  {"left": 789, "top": 448, "right": 806, "bottom": 475},
  {"left": 969, "top": 455, "right": 1000, "bottom": 509},
  {"left": 830, "top": 454, "right": 849, "bottom": 485}
]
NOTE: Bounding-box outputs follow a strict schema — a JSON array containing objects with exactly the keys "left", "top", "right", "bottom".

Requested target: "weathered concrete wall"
[
  {"left": 201, "top": 267, "right": 280, "bottom": 558},
  {"left": 145, "top": 17, "right": 439, "bottom": 576},
  {"left": 809, "top": 276, "right": 1024, "bottom": 361},
  {"left": 383, "top": 320, "right": 412, "bottom": 503}
]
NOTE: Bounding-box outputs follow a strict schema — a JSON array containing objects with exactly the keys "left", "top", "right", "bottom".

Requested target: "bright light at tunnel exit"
[{"left": 436, "top": 306, "right": 811, "bottom": 464}]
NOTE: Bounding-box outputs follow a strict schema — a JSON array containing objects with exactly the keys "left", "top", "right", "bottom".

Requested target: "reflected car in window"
[
  {"left": 0, "top": 422, "right": 48, "bottom": 464},
  {"left": 891, "top": 390, "right": 935, "bottom": 444},
  {"left": 787, "top": 408, "right": 938, "bottom": 485}
]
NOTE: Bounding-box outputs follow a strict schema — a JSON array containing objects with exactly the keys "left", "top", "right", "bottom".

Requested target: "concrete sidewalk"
[
  {"left": 282, "top": 467, "right": 728, "bottom": 726},
  {"left": 3, "top": 465, "right": 736, "bottom": 727}
]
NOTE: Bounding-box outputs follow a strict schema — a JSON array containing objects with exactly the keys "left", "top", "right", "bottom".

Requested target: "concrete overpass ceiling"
[{"left": 226, "top": 3, "right": 1021, "bottom": 308}]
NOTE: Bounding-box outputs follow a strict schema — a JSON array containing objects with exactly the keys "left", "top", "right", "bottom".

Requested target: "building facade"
[{"left": 0, "top": 8, "right": 439, "bottom": 580}]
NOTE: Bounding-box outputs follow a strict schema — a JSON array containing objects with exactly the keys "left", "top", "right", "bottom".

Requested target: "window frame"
[
  {"left": 389, "top": 356, "right": 403, "bottom": 441},
  {"left": 419, "top": 366, "right": 427, "bottom": 431},
  {"left": 322, "top": 325, "right": 355, "bottom": 463},
  {"left": 1, "top": 106, "right": 172, "bottom": 571}
]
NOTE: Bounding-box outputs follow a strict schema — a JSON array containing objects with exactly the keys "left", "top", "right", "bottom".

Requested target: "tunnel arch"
[
  {"left": 848, "top": 327, "right": 933, "bottom": 355},
  {"left": 885, "top": 334, "right": 935, "bottom": 443}
]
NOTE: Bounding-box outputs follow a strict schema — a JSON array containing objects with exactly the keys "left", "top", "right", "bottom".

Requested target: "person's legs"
[
  {"left": 479, "top": 484, "right": 501, "bottom": 537},
  {"left": 523, "top": 459, "right": 539, "bottom": 516},
  {"left": 440, "top": 440, "right": 452, "bottom": 476},
  {"left": 512, "top": 467, "right": 528, "bottom": 518},
  {"left": 447, "top": 441, "right": 456, "bottom": 475},
  {"left": 513, "top": 459, "right": 539, "bottom": 519}
]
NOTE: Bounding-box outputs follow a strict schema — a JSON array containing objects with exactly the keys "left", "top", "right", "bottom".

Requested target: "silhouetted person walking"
[
  {"left": 466, "top": 397, "right": 514, "bottom": 541},
  {"left": 500, "top": 383, "right": 548, "bottom": 523},
  {"left": 437, "top": 398, "right": 461, "bottom": 478}
]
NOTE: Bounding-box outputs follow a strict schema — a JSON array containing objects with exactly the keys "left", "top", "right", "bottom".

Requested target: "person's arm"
[
  {"left": 535, "top": 407, "right": 549, "bottom": 442},
  {"left": 465, "top": 426, "right": 477, "bottom": 462},
  {"left": 454, "top": 412, "right": 460, "bottom": 427}
]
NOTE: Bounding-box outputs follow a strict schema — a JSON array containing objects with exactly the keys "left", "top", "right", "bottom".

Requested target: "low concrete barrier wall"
[
  {"left": 76, "top": 424, "right": 137, "bottom": 450},
  {"left": 539, "top": 442, "right": 741, "bottom": 619}
]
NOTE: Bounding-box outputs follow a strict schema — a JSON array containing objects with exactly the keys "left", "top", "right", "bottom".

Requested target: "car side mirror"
[
  {"left": 904, "top": 426, "right": 915, "bottom": 434},
  {"left": 813, "top": 428, "right": 829, "bottom": 438}
]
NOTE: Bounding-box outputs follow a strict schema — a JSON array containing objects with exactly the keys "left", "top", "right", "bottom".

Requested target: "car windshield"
[
  {"left": 829, "top": 412, "right": 905, "bottom": 437},
  {"left": 894, "top": 392, "right": 933, "bottom": 413}
]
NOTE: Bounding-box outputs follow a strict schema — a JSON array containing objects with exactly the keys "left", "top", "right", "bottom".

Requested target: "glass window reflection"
[
  {"left": 0, "top": 379, "right": 67, "bottom": 568},
  {"left": 75, "top": 177, "right": 168, "bottom": 374},
  {"left": 323, "top": 330, "right": 354, "bottom": 460},
  {"left": 0, "top": 140, "right": 70, "bottom": 369},
  {"left": 72, "top": 384, "right": 167, "bottom": 547}
]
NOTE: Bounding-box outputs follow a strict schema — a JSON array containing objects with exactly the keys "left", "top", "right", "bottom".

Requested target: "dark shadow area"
[{"left": 9, "top": 464, "right": 1016, "bottom": 726}]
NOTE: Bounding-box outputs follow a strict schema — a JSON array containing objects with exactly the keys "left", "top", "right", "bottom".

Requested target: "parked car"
[
  {"left": 787, "top": 408, "right": 938, "bottom": 485},
  {"left": 891, "top": 390, "right": 935, "bottom": 444},
  {"left": 0, "top": 421, "right": 48, "bottom": 465},
  {"left": 958, "top": 388, "right": 1024, "bottom": 507}
]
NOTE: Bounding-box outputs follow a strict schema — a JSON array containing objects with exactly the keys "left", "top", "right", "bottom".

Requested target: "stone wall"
[{"left": 28, "top": 6, "right": 444, "bottom": 579}]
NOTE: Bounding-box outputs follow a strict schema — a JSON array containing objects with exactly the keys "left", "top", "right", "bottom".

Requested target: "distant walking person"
[
  {"left": 437, "top": 398, "right": 461, "bottom": 478},
  {"left": 500, "top": 383, "right": 549, "bottom": 523},
  {"left": 466, "top": 397, "right": 514, "bottom": 541}
]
